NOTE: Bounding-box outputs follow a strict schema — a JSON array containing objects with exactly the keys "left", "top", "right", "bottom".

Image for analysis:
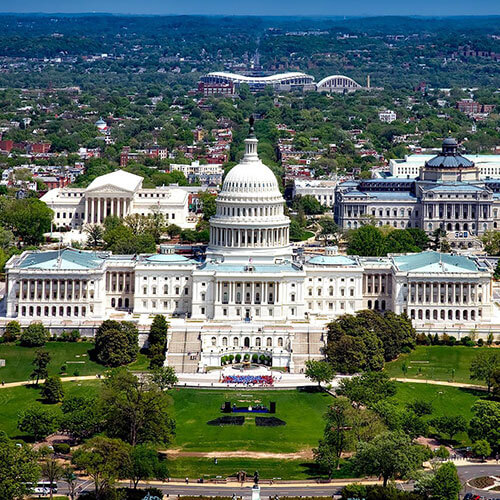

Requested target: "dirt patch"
[{"left": 161, "top": 449, "right": 314, "bottom": 459}]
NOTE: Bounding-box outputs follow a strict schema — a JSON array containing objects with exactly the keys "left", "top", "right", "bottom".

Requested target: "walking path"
[
  {"left": 0, "top": 373, "right": 488, "bottom": 391},
  {"left": 393, "top": 377, "right": 487, "bottom": 391}
]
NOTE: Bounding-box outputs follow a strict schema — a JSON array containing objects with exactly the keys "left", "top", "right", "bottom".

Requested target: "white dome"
[
  {"left": 220, "top": 137, "right": 281, "bottom": 200},
  {"left": 206, "top": 135, "right": 292, "bottom": 264}
]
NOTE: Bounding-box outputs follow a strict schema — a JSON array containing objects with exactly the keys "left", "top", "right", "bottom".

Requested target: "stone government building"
[
  {"left": 41, "top": 169, "right": 194, "bottom": 229},
  {"left": 2, "top": 135, "right": 499, "bottom": 373},
  {"left": 335, "top": 138, "right": 500, "bottom": 250}
]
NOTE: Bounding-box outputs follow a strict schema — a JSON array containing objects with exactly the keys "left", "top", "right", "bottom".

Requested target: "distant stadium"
[
  {"left": 200, "top": 71, "right": 315, "bottom": 91},
  {"left": 200, "top": 71, "right": 366, "bottom": 93}
]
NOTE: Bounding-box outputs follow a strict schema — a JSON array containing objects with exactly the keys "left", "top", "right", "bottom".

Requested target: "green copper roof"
[
  {"left": 20, "top": 248, "right": 104, "bottom": 270},
  {"left": 393, "top": 251, "right": 478, "bottom": 273},
  {"left": 145, "top": 254, "right": 193, "bottom": 264},
  {"left": 307, "top": 255, "right": 357, "bottom": 266}
]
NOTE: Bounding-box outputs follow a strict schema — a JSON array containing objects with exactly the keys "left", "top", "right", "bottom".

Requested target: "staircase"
[{"left": 165, "top": 328, "right": 201, "bottom": 373}]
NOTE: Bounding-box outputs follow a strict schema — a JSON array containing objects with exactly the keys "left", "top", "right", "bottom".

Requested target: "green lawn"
[
  {"left": 0, "top": 341, "right": 148, "bottom": 383},
  {"left": 389, "top": 382, "right": 485, "bottom": 446},
  {"left": 0, "top": 381, "right": 101, "bottom": 439},
  {"left": 384, "top": 345, "right": 494, "bottom": 385},
  {"left": 169, "top": 388, "right": 333, "bottom": 453},
  {"left": 166, "top": 457, "right": 355, "bottom": 480}
]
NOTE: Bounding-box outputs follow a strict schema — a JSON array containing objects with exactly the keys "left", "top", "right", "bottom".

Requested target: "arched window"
[
  {"left": 255, "top": 337, "right": 261, "bottom": 347},
  {"left": 111, "top": 298, "right": 116, "bottom": 307},
  {"left": 244, "top": 337, "right": 250, "bottom": 348},
  {"left": 222, "top": 337, "right": 228, "bottom": 346},
  {"left": 233, "top": 337, "right": 239, "bottom": 347},
  {"left": 267, "top": 337, "right": 272, "bottom": 347},
  {"left": 278, "top": 337, "right": 283, "bottom": 347},
  {"left": 211, "top": 336, "right": 216, "bottom": 346}
]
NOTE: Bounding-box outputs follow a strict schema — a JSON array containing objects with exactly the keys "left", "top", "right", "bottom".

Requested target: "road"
[{"left": 53, "top": 464, "right": 500, "bottom": 499}]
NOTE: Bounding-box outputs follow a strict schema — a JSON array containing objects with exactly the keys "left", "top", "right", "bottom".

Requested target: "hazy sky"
[{"left": 2, "top": 0, "right": 500, "bottom": 16}]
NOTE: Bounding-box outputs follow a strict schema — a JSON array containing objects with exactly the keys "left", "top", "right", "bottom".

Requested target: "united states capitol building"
[{"left": 3, "top": 134, "right": 499, "bottom": 373}]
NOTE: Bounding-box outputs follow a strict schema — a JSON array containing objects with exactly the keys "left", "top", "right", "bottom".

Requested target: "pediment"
[{"left": 85, "top": 183, "right": 134, "bottom": 195}]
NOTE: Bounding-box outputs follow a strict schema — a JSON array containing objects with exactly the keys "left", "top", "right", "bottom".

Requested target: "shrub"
[
  {"left": 4, "top": 320, "right": 21, "bottom": 342},
  {"left": 20, "top": 322, "right": 50, "bottom": 347},
  {"left": 243, "top": 353, "right": 250, "bottom": 361},
  {"left": 60, "top": 364, "right": 67, "bottom": 373},
  {"left": 228, "top": 354, "right": 234, "bottom": 364},
  {"left": 416, "top": 333, "right": 430, "bottom": 345},
  {"left": 53, "top": 443, "right": 71, "bottom": 454},
  {"left": 235, "top": 354, "right": 241, "bottom": 363},
  {"left": 266, "top": 356, "right": 272, "bottom": 365},
  {"left": 259, "top": 354, "right": 266, "bottom": 364},
  {"left": 448, "top": 336, "right": 457, "bottom": 346},
  {"left": 252, "top": 354, "right": 258, "bottom": 363},
  {"left": 477, "top": 338, "right": 484, "bottom": 346},
  {"left": 221, "top": 356, "right": 227, "bottom": 365}
]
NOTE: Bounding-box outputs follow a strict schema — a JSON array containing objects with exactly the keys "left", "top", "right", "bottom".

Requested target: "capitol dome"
[{"left": 206, "top": 127, "right": 291, "bottom": 264}]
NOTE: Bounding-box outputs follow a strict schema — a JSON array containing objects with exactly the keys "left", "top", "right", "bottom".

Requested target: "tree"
[
  {"left": 337, "top": 372, "right": 396, "bottom": 407},
  {"left": 72, "top": 436, "right": 130, "bottom": 500},
  {"left": 430, "top": 416, "right": 467, "bottom": 441},
  {"left": 429, "top": 462, "right": 461, "bottom": 500},
  {"left": 318, "top": 217, "right": 340, "bottom": 243},
  {"left": 0, "top": 436, "right": 41, "bottom": 500},
  {"left": 147, "top": 315, "right": 169, "bottom": 368},
  {"left": 470, "top": 350, "right": 500, "bottom": 393},
  {"left": 17, "top": 405, "right": 59, "bottom": 441},
  {"left": 305, "top": 360, "right": 334, "bottom": 387},
  {"left": 347, "top": 225, "right": 386, "bottom": 256},
  {"left": 60, "top": 395, "right": 104, "bottom": 442},
  {"left": 151, "top": 366, "right": 178, "bottom": 391},
  {"left": 469, "top": 400, "right": 500, "bottom": 451},
  {"left": 493, "top": 368, "right": 500, "bottom": 398},
  {"left": 406, "top": 400, "right": 433, "bottom": 417},
  {"left": 84, "top": 224, "right": 104, "bottom": 250},
  {"left": 21, "top": 322, "right": 50, "bottom": 347},
  {"left": 42, "top": 375, "right": 65, "bottom": 403},
  {"left": 4, "top": 320, "right": 21, "bottom": 342},
  {"left": 0, "top": 198, "right": 53, "bottom": 245},
  {"left": 199, "top": 191, "right": 217, "bottom": 220},
  {"left": 62, "top": 467, "right": 78, "bottom": 500},
  {"left": 128, "top": 444, "right": 168, "bottom": 489},
  {"left": 471, "top": 439, "right": 491, "bottom": 461},
  {"left": 100, "top": 368, "right": 176, "bottom": 446},
  {"left": 41, "top": 457, "right": 63, "bottom": 500},
  {"left": 313, "top": 397, "right": 351, "bottom": 476},
  {"left": 94, "top": 320, "right": 138, "bottom": 367},
  {"left": 493, "top": 260, "right": 500, "bottom": 280},
  {"left": 351, "top": 431, "right": 425, "bottom": 487},
  {"left": 296, "top": 195, "right": 324, "bottom": 215},
  {"left": 30, "top": 349, "right": 51, "bottom": 385}
]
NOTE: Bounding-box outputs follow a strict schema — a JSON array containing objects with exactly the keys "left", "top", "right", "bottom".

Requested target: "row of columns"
[
  {"left": 216, "top": 281, "right": 280, "bottom": 305},
  {"left": 363, "top": 274, "right": 392, "bottom": 295},
  {"left": 20, "top": 279, "right": 89, "bottom": 302},
  {"left": 105, "top": 272, "right": 133, "bottom": 293},
  {"left": 85, "top": 197, "right": 131, "bottom": 224},
  {"left": 210, "top": 226, "right": 289, "bottom": 248},
  {"left": 408, "top": 282, "right": 482, "bottom": 305}
]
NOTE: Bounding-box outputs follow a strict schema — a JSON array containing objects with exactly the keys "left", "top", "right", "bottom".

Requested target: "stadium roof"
[{"left": 203, "top": 71, "right": 314, "bottom": 84}]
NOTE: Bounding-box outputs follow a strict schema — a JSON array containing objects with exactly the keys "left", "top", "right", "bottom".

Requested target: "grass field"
[
  {"left": 389, "top": 382, "right": 485, "bottom": 446},
  {"left": 384, "top": 345, "right": 496, "bottom": 385},
  {"left": 0, "top": 341, "right": 149, "bottom": 383},
  {"left": 169, "top": 388, "right": 333, "bottom": 453},
  {"left": 167, "top": 457, "right": 355, "bottom": 480},
  {"left": 0, "top": 381, "right": 101, "bottom": 439}
]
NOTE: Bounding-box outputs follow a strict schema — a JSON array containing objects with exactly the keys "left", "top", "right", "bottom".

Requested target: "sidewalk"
[{"left": 393, "top": 378, "right": 487, "bottom": 391}]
